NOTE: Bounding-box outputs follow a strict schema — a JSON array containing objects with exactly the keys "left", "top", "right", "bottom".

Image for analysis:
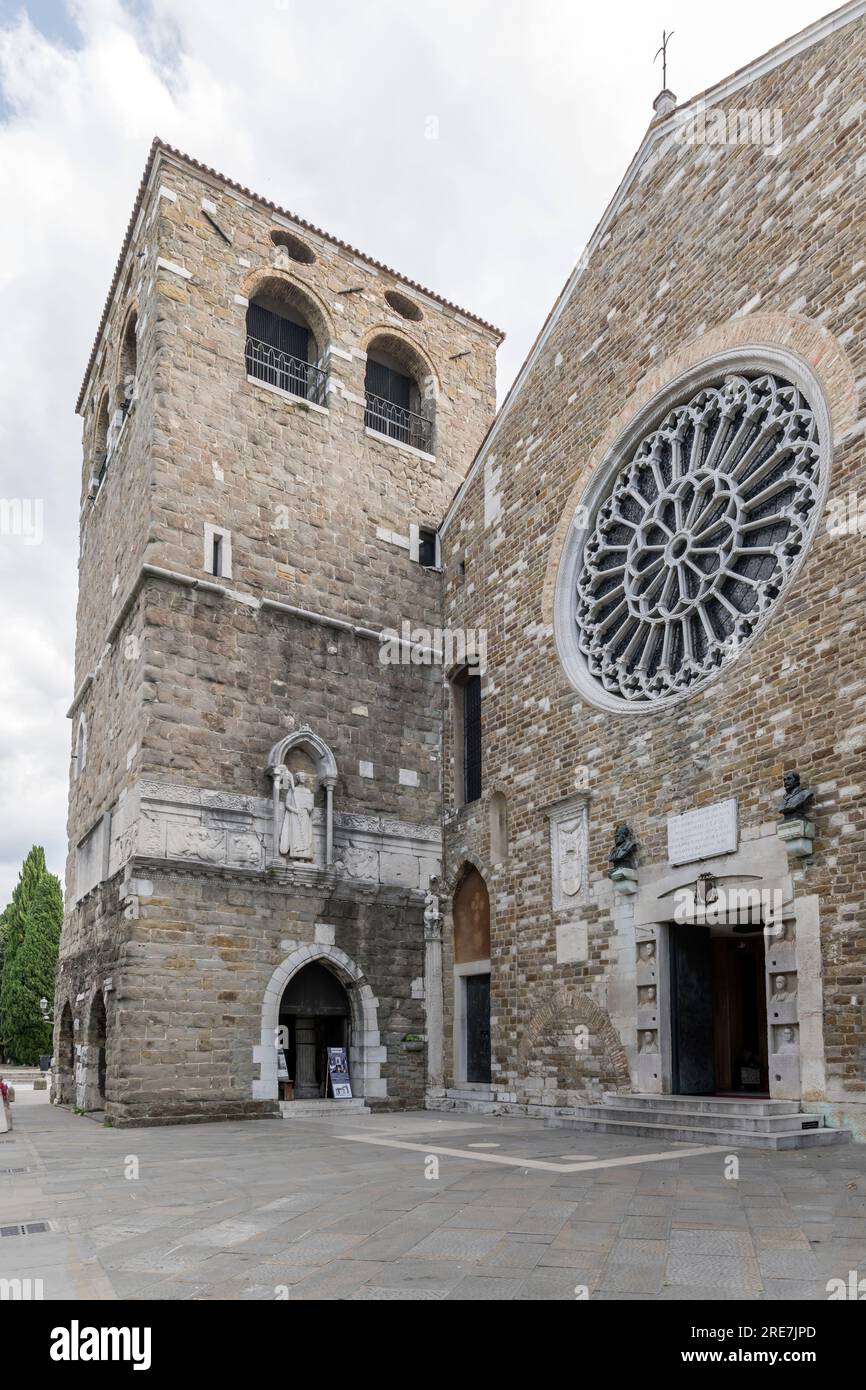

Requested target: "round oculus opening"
[
  {"left": 269, "top": 229, "right": 316, "bottom": 265},
  {"left": 384, "top": 289, "right": 423, "bottom": 322}
]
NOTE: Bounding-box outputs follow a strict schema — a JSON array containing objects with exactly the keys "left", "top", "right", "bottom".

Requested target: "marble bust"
[
  {"left": 771, "top": 973, "right": 795, "bottom": 1004},
  {"left": 777, "top": 1026, "right": 798, "bottom": 1053},
  {"left": 639, "top": 1030, "right": 657, "bottom": 1054}
]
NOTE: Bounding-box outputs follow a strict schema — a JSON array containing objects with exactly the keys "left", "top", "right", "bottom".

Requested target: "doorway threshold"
[
  {"left": 712, "top": 1091, "right": 771, "bottom": 1101},
  {"left": 278, "top": 1098, "right": 370, "bottom": 1119}
]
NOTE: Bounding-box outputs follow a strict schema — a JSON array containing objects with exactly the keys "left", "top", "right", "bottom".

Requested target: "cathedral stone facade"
[
  {"left": 59, "top": 5, "right": 866, "bottom": 1136},
  {"left": 437, "top": 4, "right": 866, "bottom": 1140}
]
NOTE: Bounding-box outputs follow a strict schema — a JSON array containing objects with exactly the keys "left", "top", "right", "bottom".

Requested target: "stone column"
[
  {"left": 424, "top": 886, "right": 444, "bottom": 1092},
  {"left": 323, "top": 778, "right": 335, "bottom": 866},
  {"left": 270, "top": 767, "right": 283, "bottom": 860}
]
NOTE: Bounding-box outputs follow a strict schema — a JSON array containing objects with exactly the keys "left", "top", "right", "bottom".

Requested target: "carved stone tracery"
[{"left": 573, "top": 371, "right": 823, "bottom": 705}]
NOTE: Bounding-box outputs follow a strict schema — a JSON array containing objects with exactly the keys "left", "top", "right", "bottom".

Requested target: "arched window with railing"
[
  {"left": 364, "top": 333, "right": 435, "bottom": 454},
  {"left": 92, "top": 390, "right": 110, "bottom": 488},
  {"left": 245, "top": 278, "right": 328, "bottom": 405},
  {"left": 118, "top": 308, "right": 138, "bottom": 416},
  {"left": 73, "top": 713, "right": 88, "bottom": 778}
]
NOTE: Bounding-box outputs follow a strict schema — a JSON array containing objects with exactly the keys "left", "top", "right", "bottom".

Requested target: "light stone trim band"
[{"left": 67, "top": 563, "right": 439, "bottom": 717}]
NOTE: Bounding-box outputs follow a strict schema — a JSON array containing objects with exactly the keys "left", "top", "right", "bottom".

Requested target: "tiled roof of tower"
[{"left": 75, "top": 136, "right": 505, "bottom": 413}]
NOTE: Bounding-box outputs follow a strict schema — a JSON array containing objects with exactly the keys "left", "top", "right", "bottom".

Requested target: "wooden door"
[
  {"left": 669, "top": 924, "right": 715, "bottom": 1094},
  {"left": 466, "top": 974, "right": 491, "bottom": 1083}
]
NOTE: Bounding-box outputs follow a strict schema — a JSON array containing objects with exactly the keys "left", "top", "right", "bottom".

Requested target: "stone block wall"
[
  {"left": 58, "top": 141, "right": 500, "bottom": 1122},
  {"left": 55, "top": 869, "right": 425, "bottom": 1127},
  {"left": 439, "top": 18, "right": 866, "bottom": 1119}
]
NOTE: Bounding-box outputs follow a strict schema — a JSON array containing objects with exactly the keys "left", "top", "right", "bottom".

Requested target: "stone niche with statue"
[{"left": 105, "top": 724, "right": 440, "bottom": 891}]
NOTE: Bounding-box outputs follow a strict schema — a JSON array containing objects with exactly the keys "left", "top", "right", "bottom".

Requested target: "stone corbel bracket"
[
  {"left": 609, "top": 866, "right": 638, "bottom": 896},
  {"left": 777, "top": 817, "right": 814, "bottom": 859}
]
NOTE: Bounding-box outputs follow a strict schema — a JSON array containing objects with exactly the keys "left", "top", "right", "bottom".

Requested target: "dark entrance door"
[
  {"left": 466, "top": 973, "right": 491, "bottom": 1083},
  {"left": 279, "top": 962, "right": 350, "bottom": 1099},
  {"left": 712, "top": 935, "right": 769, "bottom": 1093},
  {"left": 669, "top": 923, "right": 715, "bottom": 1094}
]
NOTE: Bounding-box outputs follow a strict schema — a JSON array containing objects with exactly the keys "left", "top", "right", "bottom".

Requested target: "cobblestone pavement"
[{"left": 2, "top": 1090, "right": 866, "bottom": 1301}]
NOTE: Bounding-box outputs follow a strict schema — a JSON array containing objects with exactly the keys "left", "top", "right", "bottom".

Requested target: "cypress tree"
[
  {"left": 0, "top": 847, "right": 51, "bottom": 1061},
  {"left": 0, "top": 873, "right": 62, "bottom": 1065},
  {"left": 0, "top": 906, "right": 8, "bottom": 989}
]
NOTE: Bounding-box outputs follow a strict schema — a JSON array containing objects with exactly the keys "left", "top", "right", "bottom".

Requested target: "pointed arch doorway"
[
  {"left": 254, "top": 944, "right": 385, "bottom": 1106},
  {"left": 279, "top": 961, "right": 350, "bottom": 1100},
  {"left": 453, "top": 866, "right": 491, "bottom": 1085}
]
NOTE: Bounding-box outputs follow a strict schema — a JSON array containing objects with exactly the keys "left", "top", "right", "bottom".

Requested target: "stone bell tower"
[{"left": 57, "top": 138, "right": 501, "bottom": 1125}]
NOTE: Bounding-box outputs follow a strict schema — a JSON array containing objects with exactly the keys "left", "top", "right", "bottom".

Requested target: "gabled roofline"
[
  {"left": 76, "top": 137, "right": 505, "bottom": 414},
  {"left": 440, "top": 0, "right": 866, "bottom": 535}
]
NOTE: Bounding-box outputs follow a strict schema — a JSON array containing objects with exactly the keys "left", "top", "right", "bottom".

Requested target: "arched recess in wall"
[
  {"left": 73, "top": 713, "right": 88, "bottom": 779},
  {"left": 266, "top": 727, "right": 338, "bottom": 784},
  {"left": 55, "top": 1001, "right": 75, "bottom": 1105},
  {"left": 489, "top": 790, "right": 509, "bottom": 864},
  {"left": 265, "top": 726, "right": 338, "bottom": 865},
  {"left": 517, "top": 984, "right": 631, "bottom": 1090},
  {"left": 363, "top": 328, "right": 438, "bottom": 454},
  {"left": 117, "top": 305, "right": 138, "bottom": 393},
  {"left": 452, "top": 864, "right": 492, "bottom": 1086},
  {"left": 92, "top": 389, "right": 110, "bottom": 483},
  {"left": 242, "top": 270, "right": 333, "bottom": 405},
  {"left": 453, "top": 865, "right": 490, "bottom": 965},
  {"left": 85, "top": 990, "right": 108, "bottom": 1108}
]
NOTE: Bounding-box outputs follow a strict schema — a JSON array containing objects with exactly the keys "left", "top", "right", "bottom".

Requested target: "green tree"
[
  {"left": 0, "top": 905, "right": 9, "bottom": 989},
  {"left": 1, "top": 846, "right": 46, "bottom": 962},
  {"left": 0, "top": 846, "right": 54, "bottom": 1061},
  {"left": 0, "top": 873, "right": 62, "bottom": 1065}
]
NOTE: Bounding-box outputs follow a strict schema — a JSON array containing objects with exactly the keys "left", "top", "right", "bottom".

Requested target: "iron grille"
[
  {"left": 364, "top": 392, "right": 433, "bottom": 452},
  {"left": 245, "top": 336, "right": 327, "bottom": 405}
]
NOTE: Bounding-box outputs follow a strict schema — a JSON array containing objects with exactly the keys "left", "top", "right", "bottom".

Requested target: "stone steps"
[
  {"left": 278, "top": 1098, "right": 370, "bottom": 1119},
  {"left": 604, "top": 1091, "right": 800, "bottom": 1117},
  {"left": 434, "top": 1087, "right": 503, "bottom": 1115},
  {"left": 546, "top": 1093, "right": 851, "bottom": 1150}
]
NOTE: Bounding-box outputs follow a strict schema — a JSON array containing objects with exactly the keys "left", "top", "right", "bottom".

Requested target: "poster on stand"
[{"left": 327, "top": 1047, "right": 352, "bottom": 1099}]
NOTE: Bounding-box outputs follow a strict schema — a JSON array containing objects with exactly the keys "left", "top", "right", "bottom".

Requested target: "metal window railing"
[
  {"left": 245, "top": 335, "right": 327, "bottom": 405},
  {"left": 364, "top": 392, "right": 433, "bottom": 453}
]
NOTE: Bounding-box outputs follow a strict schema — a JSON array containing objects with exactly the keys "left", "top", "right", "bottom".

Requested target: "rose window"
[{"left": 572, "top": 371, "right": 822, "bottom": 705}]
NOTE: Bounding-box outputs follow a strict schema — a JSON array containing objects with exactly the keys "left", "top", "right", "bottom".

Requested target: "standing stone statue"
[
  {"left": 423, "top": 877, "right": 441, "bottom": 938},
  {"left": 279, "top": 770, "right": 315, "bottom": 860}
]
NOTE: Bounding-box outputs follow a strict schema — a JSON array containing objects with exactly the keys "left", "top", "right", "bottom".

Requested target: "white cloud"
[{"left": 0, "top": 0, "right": 832, "bottom": 903}]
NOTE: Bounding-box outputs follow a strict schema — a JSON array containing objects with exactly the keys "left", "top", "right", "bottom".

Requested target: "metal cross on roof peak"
[{"left": 654, "top": 29, "right": 675, "bottom": 90}]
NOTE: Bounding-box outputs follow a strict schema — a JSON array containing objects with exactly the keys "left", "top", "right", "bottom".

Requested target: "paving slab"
[{"left": 2, "top": 1096, "right": 865, "bottom": 1301}]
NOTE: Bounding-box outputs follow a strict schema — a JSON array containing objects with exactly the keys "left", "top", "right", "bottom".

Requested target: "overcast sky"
[{"left": 0, "top": 0, "right": 836, "bottom": 903}]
